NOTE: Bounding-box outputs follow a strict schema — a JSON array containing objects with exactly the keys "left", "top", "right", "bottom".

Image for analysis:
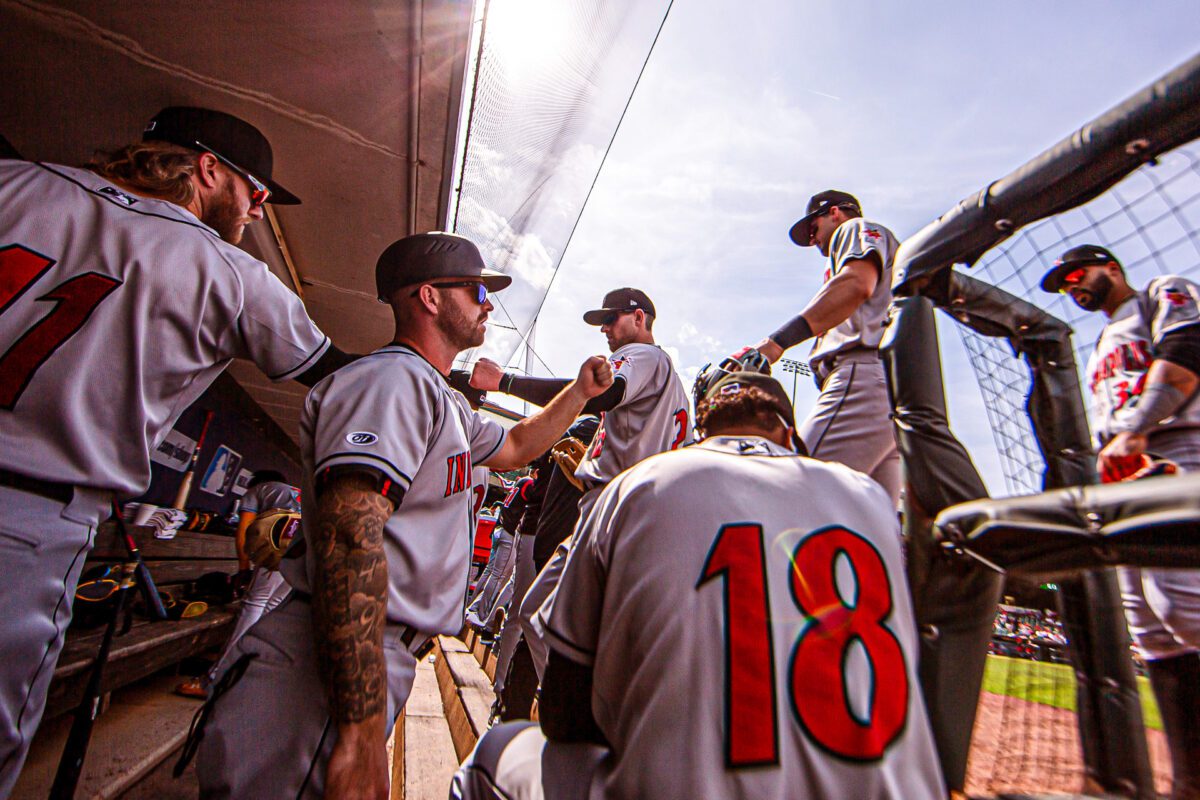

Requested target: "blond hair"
[{"left": 87, "top": 141, "right": 199, "bottom": 205}]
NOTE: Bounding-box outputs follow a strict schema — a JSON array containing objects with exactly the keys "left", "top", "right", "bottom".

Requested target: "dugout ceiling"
[{"left": 0, "top": 0, "right": 475, "bottom": 440}]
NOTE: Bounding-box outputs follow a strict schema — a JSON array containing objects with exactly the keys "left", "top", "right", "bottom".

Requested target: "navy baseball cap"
[
  {"left": 1040, "top": 244, "right": 1120, "bottom": 293},
  {"left": 702, "top": 371, "right": 806, "bottom": 454},
  {"left": 583, "top": 288, "right": 656, "bottom": 325},
  {"left": 143, "top": 106, "right": 300, "bottom": 205},
  {"left": 375, "top": 232, "right": 512, "bottom": 302},
  {"left": 788, "top": 189, "right": 861, "bottom": 246}
]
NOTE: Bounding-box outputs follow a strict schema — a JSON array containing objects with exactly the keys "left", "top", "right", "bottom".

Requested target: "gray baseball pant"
[
  {"left": 195, "top": 593, "right": 420, "bottom": 799},
  {"left": 203, "top": 567, "right": 291, "bottom": 687},
  {"left": 492, "top": 534, "right": 536, "bottom": 694},
  {"left": 1118, "top": 432, "right": 1200, "bottom": 660},
  {"left": 0, "top": 485, "right": 107, "bottom": 799},
  {"left": 466, "top": 527, "right": 516, "bottom": 631},
  {"left": 451, "top": 720, "right": 605, "bottom": 800},
  {"left": 520, "top": 488, "right": 602, "bottom": 681},
  {"left": 800, "top": 352, "right": 901, "bottom": 507}
]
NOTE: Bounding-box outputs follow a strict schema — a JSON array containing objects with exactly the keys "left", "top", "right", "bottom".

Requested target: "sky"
[{"left": 462, "top": 0, "right": 1200, "bottom": 495}]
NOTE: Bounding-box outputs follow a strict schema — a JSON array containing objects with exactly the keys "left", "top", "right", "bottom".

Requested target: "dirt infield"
[{"left": 965, "top": 691, "right": 1171, "bottom": 797}]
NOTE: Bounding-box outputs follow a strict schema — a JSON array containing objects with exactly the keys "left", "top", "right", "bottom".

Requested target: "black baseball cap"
[
  {"left": 583, "top": 288, "right": 656, "bottom": 325},
  {"left": 142, "top": 106, "right": 300, "bottom": 205},
  {"left": 1040, "top": 244, "right": 1120, "bottom": 293},
  {"left": 375, "top": 232, "right": 512, "bottom": 302},
  {"left": 788, "top": 189, "right": 861, "bottom": 246},
  {"left": 702, "top": 371, "right": 806, "bottom": 454}
]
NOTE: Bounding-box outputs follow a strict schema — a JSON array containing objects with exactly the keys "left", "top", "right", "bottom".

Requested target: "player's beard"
[
  {"left": 204, "top": 179, "right": 250, "bottom": 245},
  {"left": 438, "top": 298, "right": 487, "bottom": 351},
  {"left": 1073, "top": 274, "right": 1113, "bottom": 312}
]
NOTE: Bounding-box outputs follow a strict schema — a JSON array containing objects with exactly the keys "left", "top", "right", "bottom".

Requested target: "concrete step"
[
  {"left": 397, "top": 651, "right": 460, "bottom": 799},
  {"left": 433, "top": 636, "right": 496, "bottom": 763},
  {"left": 13, "top": 672, "right": 200, "bottom": 800}
]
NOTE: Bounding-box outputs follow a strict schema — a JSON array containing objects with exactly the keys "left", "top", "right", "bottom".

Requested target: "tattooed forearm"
[{"left": 310, "top": 475, "right": 394, "bottom": 724}]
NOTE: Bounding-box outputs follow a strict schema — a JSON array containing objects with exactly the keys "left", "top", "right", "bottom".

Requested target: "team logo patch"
[
  {"left": 863, "top": 227, "right": 882, "bottom": 241},
  {"left": 97, "top": 186, "right": 138, "bottom": 206},
  {"left": 611, "top": 356, "right": 629, "bottom": 372},
  {"left": 1163, "top": 287, "right": 1190, "bottom": 306},
  {"left": 346, "top": 431, "right": 379, "bottom": 446}
]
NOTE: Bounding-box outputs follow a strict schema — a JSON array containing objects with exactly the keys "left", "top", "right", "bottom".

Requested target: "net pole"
[{"left": 880, "top": 296, "right": 1001, "bottom": 793}]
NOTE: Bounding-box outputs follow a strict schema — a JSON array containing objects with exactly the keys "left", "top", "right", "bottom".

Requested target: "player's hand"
[
  {"left": 1098, "top": 432, "right": 1149, "bottom": 483},
  {"left": 471, "top": 358, "right": 504, "bottom": 392},
  {"left": 325, "top": 725, "right": 389, "bottom": 800},
  {"left": 748, "top": 340, "right": 783, "bottom": 364},
  {"left": 574, "top": 355, "right": 614, "bottom": 398}
]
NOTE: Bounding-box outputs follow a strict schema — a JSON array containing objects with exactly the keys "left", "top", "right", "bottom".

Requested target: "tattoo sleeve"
[{"left": 310, "top": 474, "right": 395, "bottom": 723}]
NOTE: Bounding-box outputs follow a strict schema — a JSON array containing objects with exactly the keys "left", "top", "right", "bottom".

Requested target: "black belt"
[
  {"left": 0, "top": 468, "right": 74, "bottom": 504},
  {"left": 291, "top": 590, "right": 434, "bottom": 659}
]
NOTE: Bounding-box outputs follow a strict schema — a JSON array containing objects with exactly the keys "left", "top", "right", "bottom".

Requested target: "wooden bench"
[{"left": 44, "top": 522, "right": 243, "bottom": 720}]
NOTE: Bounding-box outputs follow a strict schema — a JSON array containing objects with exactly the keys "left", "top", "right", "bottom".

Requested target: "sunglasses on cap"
[
  {"left": 194, "top": 140, "right": 271, "bottom": 208},
  {"left": 410, "top": 280, "right": 488, "bottom": 304}
]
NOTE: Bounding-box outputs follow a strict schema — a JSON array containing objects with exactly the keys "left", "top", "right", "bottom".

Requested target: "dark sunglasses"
[
  {"left": 410, "top": 281, "right": 488, "bottom": 304},
  {"left": 600, "top": 309, "right": 636, "bottom": 327},
  {"left": 194, "top": 140, "right": 271, "bottom": 208}
]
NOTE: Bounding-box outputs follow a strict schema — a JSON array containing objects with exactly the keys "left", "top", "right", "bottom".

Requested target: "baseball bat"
[
  {"left": 48, "top": 562, "right": 136, "bottom": 800},
  {"left": 112, "top": 499, "right": 168, "bottom": 621},
  {"left": 173, "top": 409, "right": 214, "bottom": 510}
]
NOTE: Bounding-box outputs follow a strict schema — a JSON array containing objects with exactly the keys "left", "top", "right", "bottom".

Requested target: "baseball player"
[
  {"left": 1041, "top": 244, "right": 1200, "bottom": 797},
  {"left": 0, "top": 106, "right": 357, "bottom": 794},
  {"left": 175, "top": 470, "right": 300, "bottom": 699},
  {"left": 453, "top": 369, "right": 943, "bottom": 800},
  {"left": 192, "top": 232, "right": 613, "bottom": 799},
  {"left": 742, "top": 189, "right": 902, "bottom": 506},
  {"left": 464, "top": 476, "right": 532, "bottom": 635},
  {"left": 471, "top": 288, "right": 692, "bottom": 676}
]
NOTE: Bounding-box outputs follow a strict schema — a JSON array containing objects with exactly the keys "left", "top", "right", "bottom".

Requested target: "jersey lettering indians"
[
  {"left": 545, "top": 437, "right": 942, "bottom": 800},
  {"left": 574, "top": 342, "right": 691, "bottom": 487},
  {"left": 1087, "top": 276, "right": 1200, "bottom": 441},
  {"left": 0, "top": 161, "right": 329, "bottom": 497},
  {"left": 282, "top": 345, "right": 506, "bottom": 634},
  {"left": 809, "top": 217, "right": 898, "bottom": 369}
]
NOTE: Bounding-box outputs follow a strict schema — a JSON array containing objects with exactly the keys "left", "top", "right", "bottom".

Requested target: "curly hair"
[
  {"left": 695, "top": 385, "right": 786, "bottom": 439},
  {"left": 86, "top": 141, "right": 199, "bottom": 205}
]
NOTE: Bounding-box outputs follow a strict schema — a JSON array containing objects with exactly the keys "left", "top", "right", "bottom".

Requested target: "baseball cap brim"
[
  {"left": 263, "top": 180, "right": 300, "bottom": 206},
  {"left": 788, "top": 212, "right": 821, "bottom": 247},
  {"left": 480, "top": 269, "right": 512, "bottom": 292}
]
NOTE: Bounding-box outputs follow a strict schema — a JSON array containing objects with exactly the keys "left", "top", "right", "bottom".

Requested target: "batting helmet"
[{"left": 692, "top": 348, "right": 772, "bottom": 416}]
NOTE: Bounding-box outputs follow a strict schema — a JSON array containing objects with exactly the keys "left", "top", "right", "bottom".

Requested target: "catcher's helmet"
[{"left": 692, "top": 348, "right": 772, "bottom": 416}]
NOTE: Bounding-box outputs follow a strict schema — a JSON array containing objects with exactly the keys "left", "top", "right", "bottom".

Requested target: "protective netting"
[
  {"left": 450, "top": 0, "right": 673, "bottom": 374},
  {"left": 956, "top": 141, "right": 1200, "bottom": 497},
  {"left": 947, "top": 141, "right": 1200, "bottom": 797}
]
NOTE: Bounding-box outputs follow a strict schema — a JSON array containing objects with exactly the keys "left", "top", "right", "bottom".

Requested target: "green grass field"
[{"left": 982, "top": 654, "right": 1161, "bottom": 730}]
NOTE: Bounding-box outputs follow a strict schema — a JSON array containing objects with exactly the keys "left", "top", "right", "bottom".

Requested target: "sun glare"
[{"left": 484, "top": 0, "right": 573, "bottom": 78}]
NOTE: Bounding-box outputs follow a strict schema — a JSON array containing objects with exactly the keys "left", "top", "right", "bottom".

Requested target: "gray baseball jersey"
[
  {"left": 0, "top": 161, "right": 329, "bottom": 497},
  {"left": 240, "top": 481, "right": 301, "bottom": 514},
  {"left": 282, "top": 344, "right": 507, "bottom": 634},
  {"left": 574, "top": 342, "right": 691, "bottom": 488},
  {"left": 1087, "top": 275, "right": 1200, "bottom": 442},
  {"left": 545, "top": 436, "right": 943, "bottom": 800},
  {"left": 809, "top": 217, "right": 899, "bottom": 370}
]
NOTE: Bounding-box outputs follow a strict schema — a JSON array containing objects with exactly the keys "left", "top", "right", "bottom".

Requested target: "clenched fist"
[
  {"left": 575, "top": 355, "right": 614, "bottom": 398},
  {"left": 471, "top": 357, "right": 505, "bottom": 391}
]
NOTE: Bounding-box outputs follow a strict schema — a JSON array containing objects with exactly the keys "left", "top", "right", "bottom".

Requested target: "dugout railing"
[{"left": 884, "top": 52, "right": 1200, "bottom": 798}]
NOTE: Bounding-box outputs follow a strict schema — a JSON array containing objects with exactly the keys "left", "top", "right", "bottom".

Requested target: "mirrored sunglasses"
[
  {"left": 1058, "top": 267, "right": 1088, "bottom": 292},
  {"left": 194, "top": 140, "right": 271, "bottom": 208},
  {"left": 411, "top": 281, "right": 488, "bottom": 304}
]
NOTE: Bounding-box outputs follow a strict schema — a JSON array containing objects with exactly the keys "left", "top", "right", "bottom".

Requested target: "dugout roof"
[{"left": 1, "top": 0, "right": 475, "bottom": 441}]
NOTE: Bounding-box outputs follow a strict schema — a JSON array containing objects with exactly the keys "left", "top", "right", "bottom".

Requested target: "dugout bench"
[{"left": 44, "top": 521, "right": 241, "bottom": 720}]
